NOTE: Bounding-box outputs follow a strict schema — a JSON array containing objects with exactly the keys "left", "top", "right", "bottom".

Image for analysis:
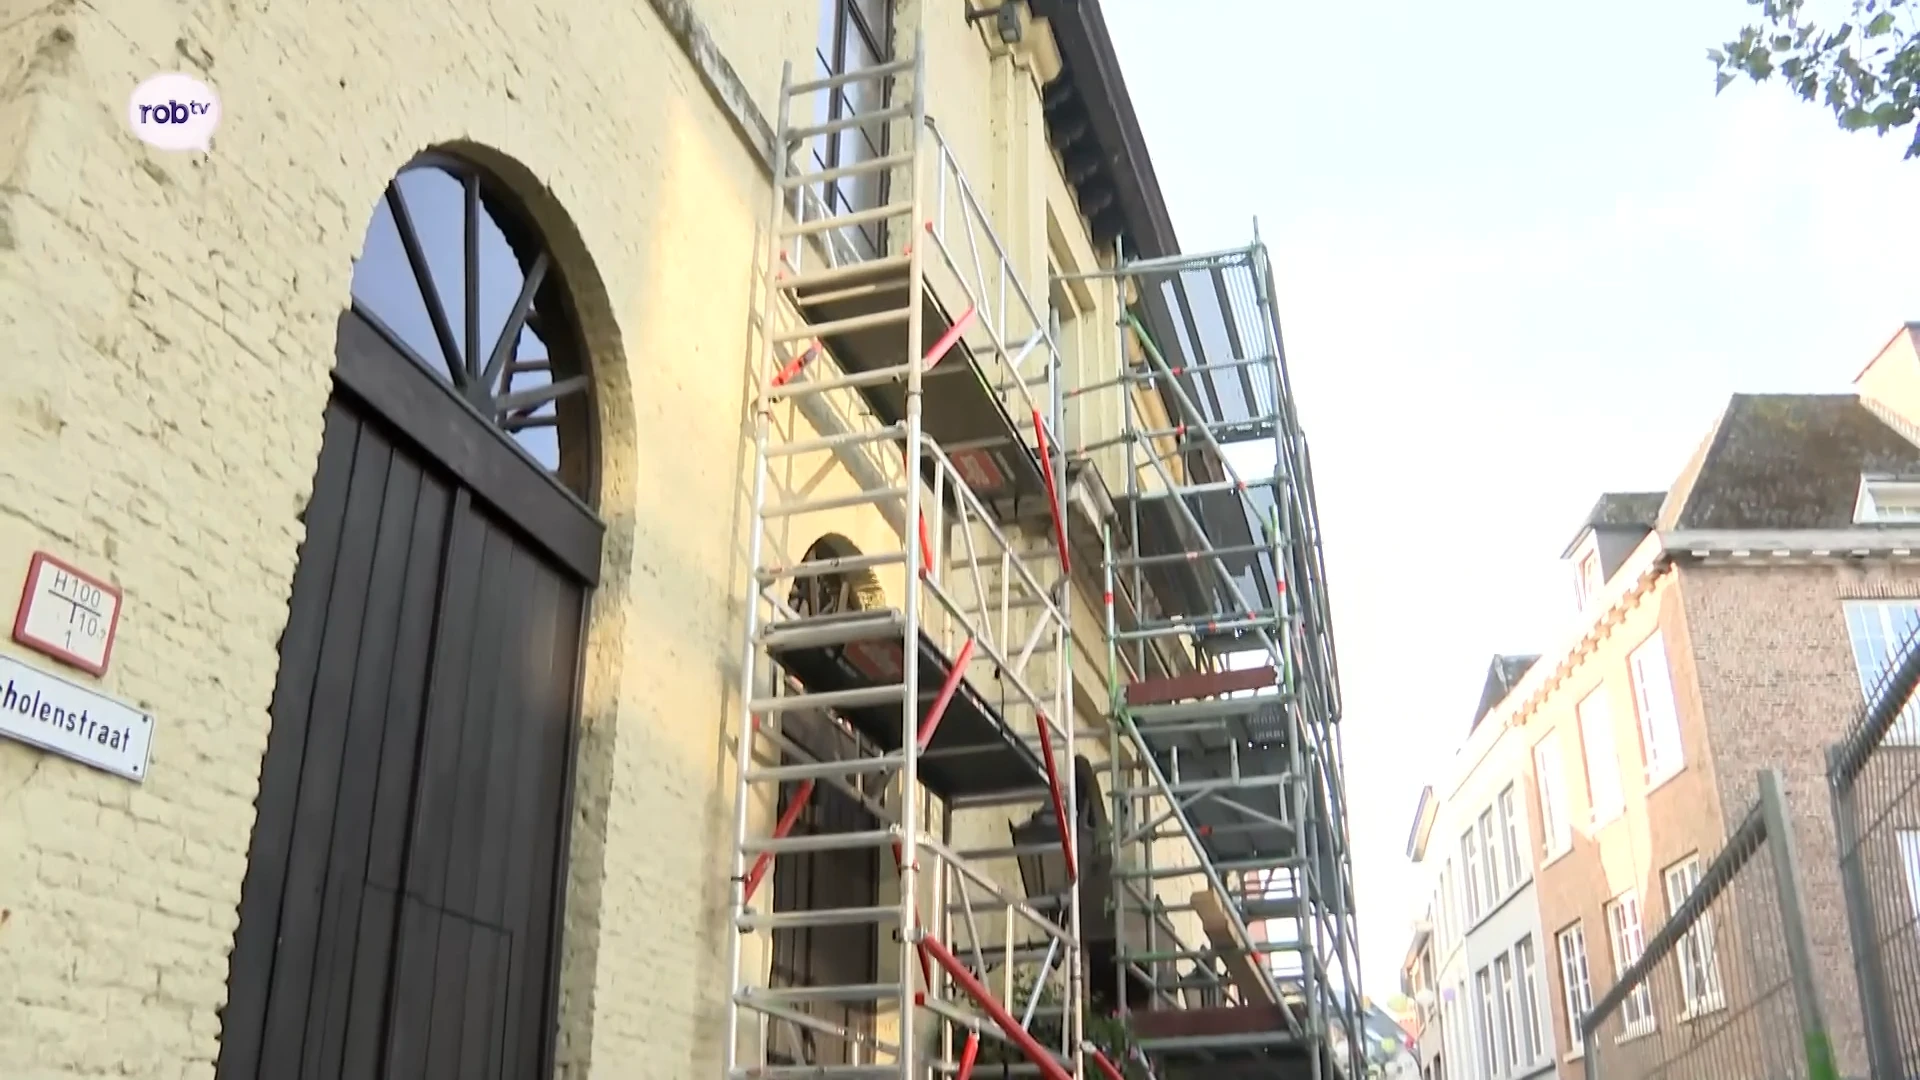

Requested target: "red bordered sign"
[{"left": 12, "top": 551, "right": 124, "bottom": 677}]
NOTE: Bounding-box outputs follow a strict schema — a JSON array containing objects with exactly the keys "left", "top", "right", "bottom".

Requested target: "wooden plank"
[
  {"left": 340, "top": 470, "right": 453, "bottom": 1074},
  {"left": 1126, "top": 666, "right": 1277, "bottom": 707},
  {"left": 423, "top": 912, "right": 474, "bottom": 1080},
  {"left": 258, "top": 417, "right": 396, "bottom": 1072},
  {"left": 300, "top": 446, "right": 426, "bottom": 1078},
  {"left": 216, "top": 400, "right": 362, "bottom": 1080},
  {"left": 334, "top": 310, "right": 603, "bottom": 585},
  {"left": 1191, "top": 889, "right": 1275, "bottom": 1007},
  {"left": 1131, "top": 1004, "right": 1294, "bottom": 1041},
  {"left": 402, "top": 501, "right": 502, "bottom": 910},
  {"left": 440, "top": 542, "right": 532, "bottom": 917},
  {"left": 381, "top": 897, "right": 443, "bottom": 1077},
  {"left": 506, "top": 564, "right": 583, "bottom": 1079}
]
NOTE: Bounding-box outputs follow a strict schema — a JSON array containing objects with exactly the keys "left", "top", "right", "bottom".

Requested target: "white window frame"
[
  {"left": 1841, "top": 599, "right": 1920, "bottom": 746},
  {"left": 1556, "top": 923, "right": 1592, "bottom": 1049},
  {"left": 1662, "top": 855, "right": 1726, "bottom": 1017},
  {"left": 1495, "top": 950, "right": 1521, "bottom": 1072},
  {"left": 1579, "top": 686, "right": 1625, "bottom": 825},
  {"left": 1498, "top": 784, "right": 1528, "bottom": 887},
  {"left": 1535, "top": 732, "right": 1573, "bottom": 860},
  {"left": 1453, "top": 980, "right": 1473, "bottom": 1074},
  {"left": 1480, "top": 807, "right": 1506, "bottom": 904},
  {"left": 1516, "top": 935, "right": 1546, "bottom": 1063},
  {"left": 1476, "top": 966, "right": 1503, "bottom": 1077},
  {"left": 1853, "top": 476, "right": 1920, "bottom": 523},
  {"left": 1605, "top": 892, "right": 1656, "bottom": 1036},
  {"left": 1462, "top": 829, "right": 1484, "bottom": 924},
  {"left": 1574, "top": 547, "right": 1602, "bottom": 610},
  {"left": 1629, "top": 632, "right": 1686, "bottom": 785},
  {"left": 1899, "top": 830, "right": 1920, "bottom": 923}
]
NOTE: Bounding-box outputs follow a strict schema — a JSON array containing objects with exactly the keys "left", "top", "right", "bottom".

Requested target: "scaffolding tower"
[
  {"left": 725, "top": 29, "right": 1117, "bottom": 1080},
  {"left": 1079, "top": 243, "right": 1363, "bottom": 1080}
]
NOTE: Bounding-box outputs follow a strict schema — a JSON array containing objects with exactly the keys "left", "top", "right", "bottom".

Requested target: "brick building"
[
  {"left": 0, "top": 2, "right": 1361, "bottom": 1079},
  {"left": 1392, "top": 324, "right": 1920, "bottom": 1080},
  {"left": 1403, "top": 655, "right": 1558, "bottom": 1080},
  {"left": 1511, "top": 324, "right": 1920, "bottom": 1079}
]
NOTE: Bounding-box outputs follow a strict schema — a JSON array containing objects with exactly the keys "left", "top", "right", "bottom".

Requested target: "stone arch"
[
  {"left": 385, "top": 140, "right": 642, "bottom": 1080},
  {"left": 787, "top": 532, "right": 889, "bottom": 618},
  {"left": 217, "top": 141, "right": 637, "bottom": 1080}
]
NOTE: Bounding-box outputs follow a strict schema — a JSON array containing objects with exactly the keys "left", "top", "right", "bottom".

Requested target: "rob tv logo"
[{"left": 126, "top": 73, "right": 221, "bottom": 152}]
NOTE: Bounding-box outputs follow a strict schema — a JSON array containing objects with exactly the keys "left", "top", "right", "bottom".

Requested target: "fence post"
[
  {"left": 1826, "top": 745, "right": 1901, "bottom": 1078},
  {"left": 1757, "top": 768, "right": 1838, "bottom": 1080}
]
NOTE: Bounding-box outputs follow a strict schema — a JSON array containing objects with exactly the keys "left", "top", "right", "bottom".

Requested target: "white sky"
[{"left": 1102, "top": 0, "right": 1920, "bottom": 996}]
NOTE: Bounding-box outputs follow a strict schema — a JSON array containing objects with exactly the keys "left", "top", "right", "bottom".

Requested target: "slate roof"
[
  {"left": 1562, "top": 491, "right": 1666, "bottom": 556},
  {"left": 1469, "top": 653, "right": 1539, "bottom": 732},
  {"left": 1662, "top": 394, "right": 1920, "bottom": 530}
]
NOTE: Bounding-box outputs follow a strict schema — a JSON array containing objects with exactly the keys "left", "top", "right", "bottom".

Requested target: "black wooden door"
[
  {"left": 769, "top": 712, "right": 882, "bottom": 1066},
  {"left": 217, "top": 311, "right": 597, "bottom": 1080}
]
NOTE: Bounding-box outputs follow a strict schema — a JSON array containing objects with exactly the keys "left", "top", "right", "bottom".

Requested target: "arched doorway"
[{"left": 216, "top": 153, "right": 601, "bottom": 1080}]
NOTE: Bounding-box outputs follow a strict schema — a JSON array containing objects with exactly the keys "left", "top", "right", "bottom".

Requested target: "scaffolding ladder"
[{"left": 723, "top": 32, "right": 1109, "bottom": 1080}]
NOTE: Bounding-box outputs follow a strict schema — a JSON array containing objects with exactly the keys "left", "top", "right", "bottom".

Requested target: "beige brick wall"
[
  {"left": 0, "top": 2, "right": 1227, "bottom": 1077},
  {"left": 1520, "top": 558, "right": 1920, "bottom": 1080},
  {"left": 1677, "top": 559, "right": 1920, "bottom": 1079},
  {"left": 1522, "top": 570, "right": 1738, "bottom": 1079}
]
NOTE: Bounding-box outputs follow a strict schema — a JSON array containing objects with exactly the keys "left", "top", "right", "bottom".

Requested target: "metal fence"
[
  {"left": 1580, "top": 769, "right": 1838, "bottom": 1080},
  {"left": 1829, "top": 622, "right": 1920, "bottom": 1080}
]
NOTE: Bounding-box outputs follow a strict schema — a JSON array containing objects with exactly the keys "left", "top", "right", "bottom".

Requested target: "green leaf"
[
  {"left": 1717, "top": 70, "right": 1739, "bottom": 93},
  {"left": 1867, "top": 11, "right": 1897, "bottom": 35}
]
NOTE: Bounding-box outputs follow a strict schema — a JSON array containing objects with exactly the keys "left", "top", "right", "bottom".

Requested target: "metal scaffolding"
[
  {"left": 726, "top": 29, "right": 1107, "bottom": 1080},
  {"left": 1079, "top": 241, "right": 1363, "bottom": 1080}
]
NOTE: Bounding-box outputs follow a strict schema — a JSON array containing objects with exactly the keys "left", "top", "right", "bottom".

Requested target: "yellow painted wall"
[{"left": 0, "top": 1, "right": 1227, "bottom": 1077}]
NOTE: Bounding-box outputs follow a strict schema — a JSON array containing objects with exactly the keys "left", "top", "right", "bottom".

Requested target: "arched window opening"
[
  {"left": 787, "top": 533, "right": 886, "bottom": 618},
  {"left": 348, "top": 153, "right": 596, "bottom": 502}
]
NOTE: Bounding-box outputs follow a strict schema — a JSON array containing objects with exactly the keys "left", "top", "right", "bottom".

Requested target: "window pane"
[
  {"left": 1579, "top": 688, "right": 1624, "bottom": 821},
  {"left": 1517, "top": 937, "right": 1544, "bottom": 1061},
  {"left": 1497, "top": 953, "right": 1520, "bottom": 1069},
  {"left": 1481, "top": 809, "right": 1504, "bottom": 900},
  {"left": 1630, "top": 633, "right": 1685, "bottom": 779},
  {"left": 1499, "top": 785, "right": 1527, "bottom": 885},
  {"left": 1536, "top": 733, "right": 1571, "bottom": 856},
  {"left": 1900, "top": 830, "right": 1920, "bottom": 922},
  {"left": 1556, "top": 925, "right": 1591, "bottom": 1045},
  {"left": 1463, "top": 831, "right": 1483, "bottom": 921},
  {"left": 1843, "top": 600, "right": 1920, "bottom": 744}
]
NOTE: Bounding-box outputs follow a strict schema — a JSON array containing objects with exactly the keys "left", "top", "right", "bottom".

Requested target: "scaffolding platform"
[
  {"left": 764, "top": 611, "right": 1047, "bottom": 801},
  {"left": 1132, "top": 731, "right": 1295, "bottom": 864},
  {"left": 792, "top": 266, "right": 1051, "bottom": 521},
  {"left": 1131, "top": 1003, "right": 1329, "bottom": 1080},
  {"left": 1116, "top": 478, "right": 1282, "bottom": 645}
]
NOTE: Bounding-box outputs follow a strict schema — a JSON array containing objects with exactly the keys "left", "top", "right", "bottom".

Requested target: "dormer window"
[
  {"left": 1855, "top": 476, "right": 1920, "bottom": 523},
  {"left": 1573, "top": 549, "right": 1602, "bottom": 610}
]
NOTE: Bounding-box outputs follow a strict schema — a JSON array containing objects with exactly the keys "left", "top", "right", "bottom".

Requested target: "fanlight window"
[{"left": 349, "top": 155, "right": 594, "bottom": 500}]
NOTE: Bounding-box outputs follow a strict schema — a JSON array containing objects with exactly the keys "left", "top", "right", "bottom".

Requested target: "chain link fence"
[
  {"left": 1579, "top": 769, "right": 1838, "bottom": 1080},
  {"left": 1829, "top": 621, "right": 1920, "bottom": 1079}
]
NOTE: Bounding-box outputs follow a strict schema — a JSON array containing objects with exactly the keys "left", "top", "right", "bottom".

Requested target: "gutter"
[
  {"left": 1504, "top": 525, "right": 1920, "bottom": 728},
  {"left": 1028, "top": 0, "right": 1179, "bottom": 258}
]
